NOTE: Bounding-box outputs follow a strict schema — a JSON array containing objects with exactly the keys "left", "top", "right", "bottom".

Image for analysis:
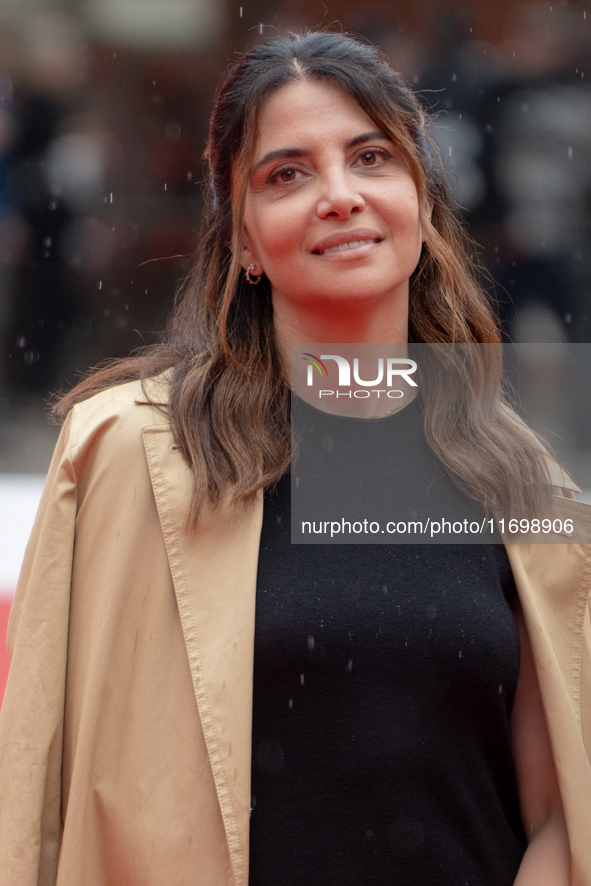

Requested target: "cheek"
[
  {"left": 384, "top": 188, "right": 422, "bottom": 235},
  {"left": 244, "top": 202, "right": 306, "bottom": 268}
]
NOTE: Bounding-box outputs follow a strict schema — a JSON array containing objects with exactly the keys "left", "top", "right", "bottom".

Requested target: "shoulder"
[
  {"left": 60, "top": 374, "right": 173, "bottom": 489},
  {"left": 68, "top": 374, "right": 171, "bottom": 445}
]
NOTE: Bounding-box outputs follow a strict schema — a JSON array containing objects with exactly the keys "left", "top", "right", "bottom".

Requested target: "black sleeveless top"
[{"left": 249, "top": 397, "right": 526, "bottom": 886}]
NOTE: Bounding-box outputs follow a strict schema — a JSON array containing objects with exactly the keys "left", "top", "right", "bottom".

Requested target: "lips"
[
  {"left": 321, "top": 238, "right": 379, "bottom": 255},
  {"left": 311, "top": 229, "right": 383, "bottom": 255}
]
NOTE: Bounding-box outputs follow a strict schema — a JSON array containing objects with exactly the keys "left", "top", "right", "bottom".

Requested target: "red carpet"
[{"left": 0, "top": 596, "right": 13, "bottom": 709}]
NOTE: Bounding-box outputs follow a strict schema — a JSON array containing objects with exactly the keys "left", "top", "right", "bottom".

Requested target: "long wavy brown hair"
[{"left": 53, "top": 31, "right": 552, "bottom": 522}]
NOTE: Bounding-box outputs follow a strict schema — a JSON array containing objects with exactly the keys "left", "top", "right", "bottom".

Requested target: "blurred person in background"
[
  {"left": 422, "top": 2, "right": 591, "bottom": 345},
  {"left": 0, "top": 28, "right": 590, "bottom": 886},
  {"left": 489, "top": 2, "right": 591, "bottom": 345},
  {"left": 2, "top": 12, "right": 93, "bottom": 397}
]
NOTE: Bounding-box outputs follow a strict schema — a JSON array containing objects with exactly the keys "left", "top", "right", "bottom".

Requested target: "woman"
[{"left": 0, "top": 31, "right": 590, "bottom": 886}]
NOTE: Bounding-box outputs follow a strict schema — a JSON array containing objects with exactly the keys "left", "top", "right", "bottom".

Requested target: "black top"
[{"left": 250, "top": 398, "right": 526, "bottom": 886}]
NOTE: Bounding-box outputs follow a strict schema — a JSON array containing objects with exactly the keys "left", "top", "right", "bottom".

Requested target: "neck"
[{"left": 273, "top": 292, "right": 409, "bottom": 350}]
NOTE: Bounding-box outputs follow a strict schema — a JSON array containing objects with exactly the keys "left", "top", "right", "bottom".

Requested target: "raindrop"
[
  {"left": 153, "top": 80, "right": 156, "bottom": 86},
  {"left": 187, "top": 171, "right": 192, "bottom": 181},
  {"left": 498, "top": 684, "right": 503, "bottom": 694},
  {"left": 104, "top": 308, "right": 110, "bottom": 317},
  {"left": 259, "top": 22, "right": 263, "bottom": 34},
  {"left": 565, "top": 313, "right": 571, "bottom": 323},
  {"left": 458, "top": 650, "right": 463, "bottom": 659},
  {"left": 568, "top": 146, "right": 573, "bottom": 160},
  {"left": 113, "top": 51, "right": 117, "bottom": 58},
  {"left": 288, "top": 698, "right": 293, "bottom": 708},
  {"left": 240, "top": 5, "right": 243, "bottom": 15},
  {"left": 110, "top": 192, "right": 113, "bottom": 203},
  {"left": 300, "top": 673, "right": 305, "bottom": 685},
  {"left": 99, "top": 280, "right": 102, "bottom": 290},
  {"left": 346, "top": 659, "right": 353, "bottom": 672},
  {"left": 451, "top": 73, "right": 457, "bottom": 81},
  {"left": 308, "top": 634, "right": 315, "bottom": 650},
  {"left": 584, "top": 11, "right": 587, "bottom": 20},
  {"left": 16, "top": 336, "right": 25, "bottom": 348},
  {"left": 164, "top": 183, "right": 167, "bottom": 191}
]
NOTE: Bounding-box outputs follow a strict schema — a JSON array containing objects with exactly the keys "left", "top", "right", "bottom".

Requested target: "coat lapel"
[{"left": 142, "top": 424, "right": 263, "bottom": 886}]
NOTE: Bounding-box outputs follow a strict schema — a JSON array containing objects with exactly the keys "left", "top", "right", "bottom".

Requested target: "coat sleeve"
[{"left": 0, "top": 408, "right": 78, "bottom": 886}]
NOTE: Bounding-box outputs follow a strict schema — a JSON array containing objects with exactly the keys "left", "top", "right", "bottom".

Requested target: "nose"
[{"left": 316, "top": 168, "right": 366, "bottom": 220}]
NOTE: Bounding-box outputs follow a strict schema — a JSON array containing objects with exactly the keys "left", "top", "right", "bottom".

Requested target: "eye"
[
  {"left": 269, "top": 165, "right": 302, "bottom": 184},
  {"left": 355, "top": 148, "right": 391, "bottom": 168}
]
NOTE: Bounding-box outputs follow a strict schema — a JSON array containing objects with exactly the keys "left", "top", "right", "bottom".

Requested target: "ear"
[{"left": 240, "top": 230, "right": 263, "bottom": 274}]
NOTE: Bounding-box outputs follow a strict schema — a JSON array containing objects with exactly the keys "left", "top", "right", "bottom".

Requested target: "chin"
[{"left": 299, "top": 287, "right": 385, "bottom": 308}]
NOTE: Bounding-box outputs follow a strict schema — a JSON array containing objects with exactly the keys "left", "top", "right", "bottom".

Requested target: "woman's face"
[{"left": 242, "top": 78, "right": 424, "bottom": 323}]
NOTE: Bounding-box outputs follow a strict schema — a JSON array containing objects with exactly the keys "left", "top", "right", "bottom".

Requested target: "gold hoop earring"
[{"left": 245, "top": 263, "right": 262, "bottom": 285}]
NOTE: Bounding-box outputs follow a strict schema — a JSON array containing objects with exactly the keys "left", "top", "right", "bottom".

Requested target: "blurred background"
[{"left": 0, "top": 0, "right": 590, "bottom": 699}]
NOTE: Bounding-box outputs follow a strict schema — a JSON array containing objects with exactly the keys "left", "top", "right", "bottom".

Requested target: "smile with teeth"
[{"left": 315, "top": 238, "right": 380, "bottom": 255}]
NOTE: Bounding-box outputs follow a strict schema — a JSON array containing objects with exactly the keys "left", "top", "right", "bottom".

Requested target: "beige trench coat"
[{"left": 1, "top": 377, "right": 591, "bottom": 886}]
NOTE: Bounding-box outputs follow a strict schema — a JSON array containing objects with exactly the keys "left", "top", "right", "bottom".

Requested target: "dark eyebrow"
[
  {"left": 345, "top": 130, "right": 391, "bottom": 149},
  {"left": 251, "top": 130, "right": 392, "bottom": 175},
  {"left": 252, "top": 147, "right": 310, "bottom": 175}
]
